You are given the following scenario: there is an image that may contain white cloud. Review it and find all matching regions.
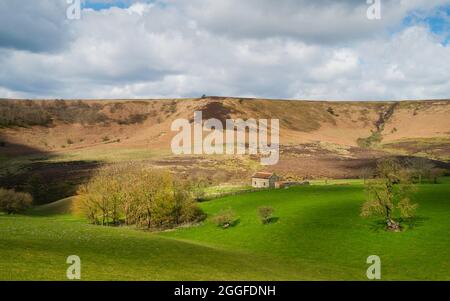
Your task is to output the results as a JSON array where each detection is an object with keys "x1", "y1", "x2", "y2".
[{"x1": 0, "y1": 0, "x2": 449, "y2": 100}]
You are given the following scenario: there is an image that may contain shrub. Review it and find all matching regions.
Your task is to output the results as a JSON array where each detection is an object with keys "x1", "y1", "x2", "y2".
[
  {"x1": 357, "y1": 131, "x2": 383, "y2": 148},
  {"x1": 213, "y1": 208, "x2": 237, "y2": 229},
  {"x1": 118, "y1": 114, "x2": 148, "y2": 125},
  {"x1": 327, "y1": 107, "x2": 339, "y2": 117},
  {"x1": 0, "y1": 188, "x2": 33, "y2": 214},
  {"x1": 258, "y1": 206, "x2": 275, "y2": 224}
]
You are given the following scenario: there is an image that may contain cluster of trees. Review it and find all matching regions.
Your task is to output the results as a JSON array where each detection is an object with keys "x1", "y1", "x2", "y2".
[
  {"x1": 0, "y1": 100, "x2": 107, "y2": 127},
  {"x1": 359, "y1": 157, "x2": 446, "y2": 185},
  {"x1": 0, "y1": 100, "x2": 151, "y2": 128},
  {"x1": 44, "y1": 100, "x2": 108, "y2": 125},
  {"x1": 0, "y1": 100, "x2": 52, "y2": 127},
  {"x1": 361, "y1": 158, "x2": 419, "y2": 232},
  {"x1": 408, "y1": 157, "x2": 444, "y2": 184},
  {"x1": 74, "y1": 164, "x2": 205, "y2": 229},
  {"x1": 0, "y1": 188, "x2": 33, "y2": 214}
]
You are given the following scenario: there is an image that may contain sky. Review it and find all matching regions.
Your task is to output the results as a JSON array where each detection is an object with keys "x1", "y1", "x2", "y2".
[{"x1": 0, "y1": 0, "x2": 449, "y2": 100}]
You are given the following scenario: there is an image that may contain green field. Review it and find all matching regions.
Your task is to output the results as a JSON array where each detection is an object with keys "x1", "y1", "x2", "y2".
[{"x1": 1, "y1": 180, "x2": 449, "y2": 280}]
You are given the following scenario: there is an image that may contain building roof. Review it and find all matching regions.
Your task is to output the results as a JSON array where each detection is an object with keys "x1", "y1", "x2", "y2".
[{"x1": 252, "y1": 172, "x2": 275, "y2": 179}]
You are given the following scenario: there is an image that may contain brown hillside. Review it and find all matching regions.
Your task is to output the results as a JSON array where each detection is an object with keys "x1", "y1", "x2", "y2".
[
  {"x1": 1, "y1": 98, "x2": 449, "y2": 153},
  {"x1": 1, "y1": 97, "x2": 449, "y2": 204}
]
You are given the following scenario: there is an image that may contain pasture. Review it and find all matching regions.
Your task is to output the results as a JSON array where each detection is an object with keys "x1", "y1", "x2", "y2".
[{"x1": 1, "y1": 180, "x2": 449, "y2": 280}]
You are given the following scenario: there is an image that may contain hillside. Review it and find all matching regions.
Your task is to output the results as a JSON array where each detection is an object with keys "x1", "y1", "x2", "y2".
[
  {"x1": 1, "y1": 97, "x2": 449, "y2": 203},
  {"x1": 1, "y1": 98, "x2": 450, "y2": 153}
]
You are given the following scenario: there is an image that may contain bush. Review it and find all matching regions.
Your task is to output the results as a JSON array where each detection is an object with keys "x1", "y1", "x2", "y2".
[
  {"x1": 357, "y1": 131, "x2": 383, "y2": 148},
  {"x1": 0, "y1": 188, "x2": 33, "y2": 214},
  {"x1": 117, "y1": 114, "x2": 148, "y2": 125},
  {"x1": 213, "y1": 208, "x2": 237, "y2": 229},
  {"x1": 258, "y1": 206, "x2": 275, "y2": 224}
]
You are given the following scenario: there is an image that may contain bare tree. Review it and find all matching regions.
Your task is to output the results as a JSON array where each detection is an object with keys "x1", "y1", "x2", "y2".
[
  {"x1": 359, "y1": 167, "x2": 374, "y2": 184},
  {"x1": 408, "y1": 157, "x2": 435, "y2": 184}
]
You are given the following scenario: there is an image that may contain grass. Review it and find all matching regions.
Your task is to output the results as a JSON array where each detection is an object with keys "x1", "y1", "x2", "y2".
[
  {"x1": 0, "y1": 215, "x2": 299, "y2": 280},
  {"x1": 357, "y1": 131, "x2": 383, "y2": 148},
  {"x1": 162, "y1": 183, "x2": 450, "y2": 280},
  {"x1": 29, "y1": 197, "x2": 76, "y2": 216},
  {"x1": 204, "y1": 184, "x2": 254, "y2": 198},
  {"x1": 44, "y1": 148, "x2": 171, "y2": 163},
  {"x1": 309, "y1": 179, "x2": 366, "y2": 185},
  {"x1": 0, "y1": 147, "x2": 171, "y2": 177},
  {"x1": 1, "y1": 180, "x2": 449, "y2": 280}
]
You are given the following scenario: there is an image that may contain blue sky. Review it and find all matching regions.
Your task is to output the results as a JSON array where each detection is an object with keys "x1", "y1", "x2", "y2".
[
  {"x1": 403, "y1": 4, "x2": 450, "y2": 44},
  {"x1": 83, "y1": 1, "x2": 133, "y2": 10}
]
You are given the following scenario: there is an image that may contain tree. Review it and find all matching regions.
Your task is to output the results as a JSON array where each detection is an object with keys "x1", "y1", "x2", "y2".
[
  {"x1": 191, "y1": 178, "x2": 208, "y2": 201},
  {"x1": 25, "y1": 174, "x2": 49, "y2": 205},
  {"x1": 359, "y1": 167, "x2": 374, "y2": 184},
  {"x1": 430, "y1": 168, "x2": 446, "y2": 184},
  {"x1": 408, "y1": 158, "x2": 435, "y2": 184},
  {"x1": 361, "y1": 158, "x2": 418, "y2": 232},
  {"x1": 0, "y1": 188, "x2": 33, "y2": 214}
]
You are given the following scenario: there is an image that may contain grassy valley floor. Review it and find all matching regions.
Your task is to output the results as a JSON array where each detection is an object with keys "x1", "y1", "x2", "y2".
[{"x1": 1, "y1": 180, "x2": 449, "y2": 280}]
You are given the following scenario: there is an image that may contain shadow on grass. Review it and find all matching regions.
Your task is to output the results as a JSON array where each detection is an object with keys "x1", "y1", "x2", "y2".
[
  {"x1": 368, "y1": 216, "x2": 429, "y2": 232},
  {"x1": 263, "y1": 217, "x2": 279, "y2": 225},
  {"x1": 398, "y1": 216, "x2": 430, "y2": 230},
  {"x1": 230, "y1": 218, "x2": 241, "y2": 227},
  {"x1": 219, "y1": 218, "x2": 241, "y2": 229}
]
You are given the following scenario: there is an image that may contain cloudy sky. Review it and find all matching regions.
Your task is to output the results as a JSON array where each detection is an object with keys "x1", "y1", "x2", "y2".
[{"x1": 0, "y1": 0, "x2": 449, "y2": 100}]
